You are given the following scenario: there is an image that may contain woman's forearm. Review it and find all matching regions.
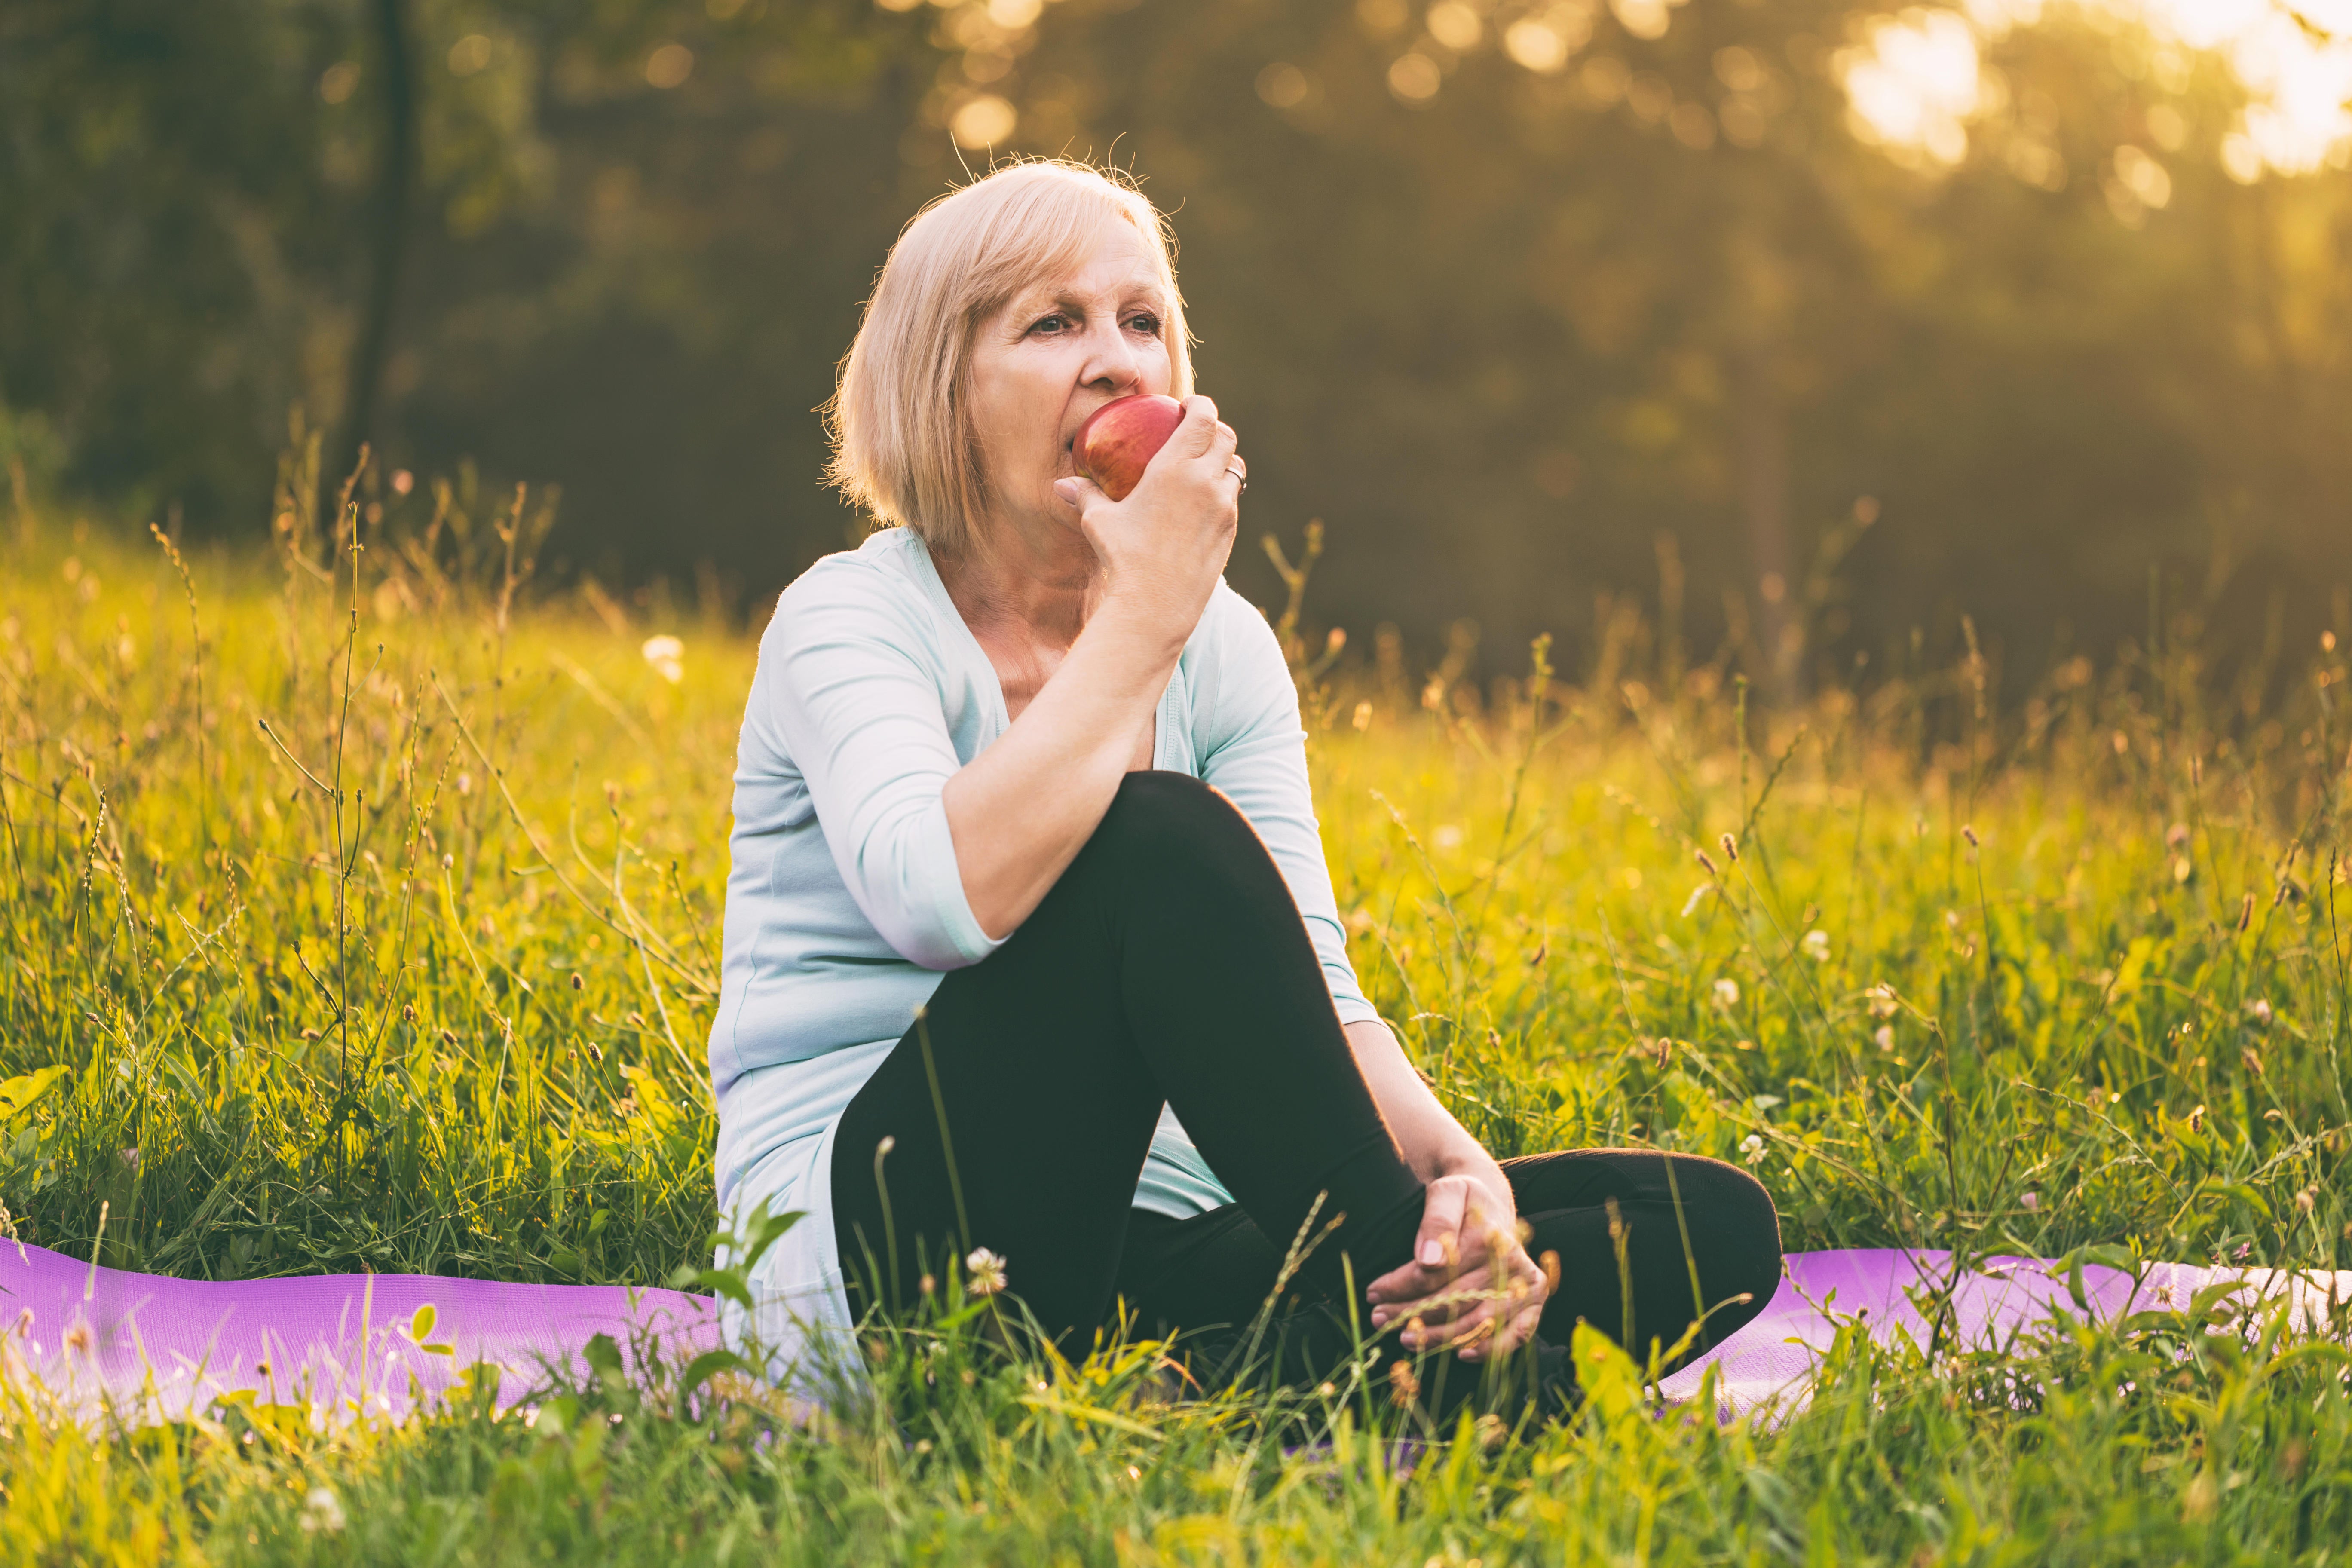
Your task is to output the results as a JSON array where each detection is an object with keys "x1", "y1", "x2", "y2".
[
  {"x1": 943, "y1": 600, "x2": 1185, "y2": 940},
  {"x1": 1344, "y1": 1019, "x2": 1510, "y2": 1201}
]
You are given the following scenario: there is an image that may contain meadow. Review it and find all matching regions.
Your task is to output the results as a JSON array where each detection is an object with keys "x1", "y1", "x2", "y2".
[{"x1": 1, "y1": 466, "x2": 2348, "y2": 1564}]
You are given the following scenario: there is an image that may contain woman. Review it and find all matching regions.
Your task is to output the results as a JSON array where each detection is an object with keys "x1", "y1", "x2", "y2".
[{"x1": 711, "y1": 160, "x2": 1779, "y2": 1412}]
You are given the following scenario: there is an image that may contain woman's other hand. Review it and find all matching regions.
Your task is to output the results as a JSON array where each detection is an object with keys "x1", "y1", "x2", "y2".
[
  {"x1": 1365, "y1": 1173, "x2": 1551, "y2": 1361},
  {"x1": 1054, "y1": 395, "x2": 1242, "y2": 653}
]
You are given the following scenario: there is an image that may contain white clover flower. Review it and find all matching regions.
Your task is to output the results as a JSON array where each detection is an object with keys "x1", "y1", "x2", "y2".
[
  {"x1": 1801, "y1": 929, "x2": 1830, "y2": 962},
  {"x1": 1874, "y1": 1025, "x2": 1896, "y2": 1054},
  {"x1": 965, "y1": 1247, "x2": 1008, "y2": 1298},
  {"x1": 299, "y1": 1486, "x2": 346, "y2": 1534},
  {"x1": 1867, "y1": 983, "x2": 1900, "y2": 1020},
  {"x1": 641, "y1": 634, "x2": 686, "y2": 684},
  {"x1": 2248, "y1": 998, "x2": 2273, "y2": 1027},
  {"x1": 1739, "y1": 1133, "x2": 1765, "y2": 1165},
  {"x1": 1712, "y1": 978, "x2": 1741, "y2": 1009}
]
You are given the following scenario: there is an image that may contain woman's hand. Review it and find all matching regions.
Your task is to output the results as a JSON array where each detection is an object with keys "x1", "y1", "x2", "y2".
[
  {"x1": 1054, "y1": 395, "x2": 1242, "y2": 653},
  {"x1": 1365, "y1": 1173, "x2": 1551, "y2": 1362}
]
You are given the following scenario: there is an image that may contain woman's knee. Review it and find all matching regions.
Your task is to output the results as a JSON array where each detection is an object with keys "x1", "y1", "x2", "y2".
[{"x1": 1090, "y1": 771, "x2": 1263, "y2": 871}]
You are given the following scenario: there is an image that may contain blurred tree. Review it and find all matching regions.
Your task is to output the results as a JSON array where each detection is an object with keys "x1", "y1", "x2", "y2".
[{"x1": 3, "y1": 0, "x2": 2347, "y2": 688}]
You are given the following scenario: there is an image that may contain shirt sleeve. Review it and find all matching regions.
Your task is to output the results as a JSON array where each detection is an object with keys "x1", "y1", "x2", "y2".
[
  {"x1": 752, "y1": 559, "x2": 1005, "y2": 971},
  {"x1": 1194, "y1": 591, "x2": 1381, "y2": 1027}
]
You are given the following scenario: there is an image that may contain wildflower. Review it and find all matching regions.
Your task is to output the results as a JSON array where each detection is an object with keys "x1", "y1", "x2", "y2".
[
  {"x1": 1739, "y1": 1133, "x2": 1765, "y2": 1166},
  {"x1": 298, "y1": 1486, "x2": 347, "y2": 1535},
  {"x1": 455, "y1": 771, "x2": 472, "y2": 796},
  {"x1": 2233, "y1": 1242, "x2": 2251, "y2": 1262},
  {"x1": 2166, "y1": 823, "x2": 2190, "y2": 849},
  {"x1": 1801, "y1": 929, "x2": 1830, "y2": 962},
  {"x1": 641, "y1": 634, "x2": 686, "y2": 684},
  {"x1": 2294, "y1": 1188, "x2": 2316, "y2": 1214},
  {"x1": 1867, "y1": 984, "x2": 1899, "y2": 1020},
  {"x1": 2247, "y1": 998, "x2": 2272, "y2": 1027},
  {"x1": 1387, "y1": 1359, "x2": 1421, "y2": 1407},
  {"x1": 119, "y1": 1146, "x2": 139, "y2": 1170},
  {"x1": 1874, "y1": 1025, "x2": 1896, "y2": 1053},
  {"x1": 1712, "y1": 978, "x2": 1741, "y2": 1009},
  {"x1": 964, "y1": 1247, "x2": 1008, "y2": 1298},
  {"x1": 2020, "y1": 1191, "x2": 2040, "y2": 1213}
]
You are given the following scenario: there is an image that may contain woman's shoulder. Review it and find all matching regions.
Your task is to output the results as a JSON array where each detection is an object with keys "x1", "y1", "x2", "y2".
[{"x1": 759, "y1": 528, "x2": 943, "y2": 646}]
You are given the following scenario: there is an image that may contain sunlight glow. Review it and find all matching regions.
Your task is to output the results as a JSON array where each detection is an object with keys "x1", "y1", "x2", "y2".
[{"x1": 1840, "y1": 0, "x2": 2352, "y2": 178}]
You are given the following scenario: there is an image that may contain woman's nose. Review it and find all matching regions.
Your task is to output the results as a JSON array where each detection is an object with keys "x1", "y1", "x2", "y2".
[{"x1": 1077, "y1": 316, "x2": 1143, "y2": 392}]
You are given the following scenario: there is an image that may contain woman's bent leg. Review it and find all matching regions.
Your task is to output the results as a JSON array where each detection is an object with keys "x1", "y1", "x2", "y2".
[
  {"x1": 831, "y1": 772, "x2": 1427, "y2": 1350},
  {"x1": 1506, "y1": 1150, "x2": 1782, "y2": 1367},
  {"x1": 1114, "y1": 1149, "x2": 1782, "y2": 1385}
]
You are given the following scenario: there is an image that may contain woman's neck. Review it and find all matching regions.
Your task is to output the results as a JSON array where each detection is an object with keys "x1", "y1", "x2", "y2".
[{"x1": 932, "y1": 511, "x2": 1098, "y2": 652}]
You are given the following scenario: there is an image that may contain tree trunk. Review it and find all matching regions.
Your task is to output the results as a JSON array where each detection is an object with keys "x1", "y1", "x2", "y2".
[{"x1": 320, "y1": 0, "x2": 416, "y2": 529}]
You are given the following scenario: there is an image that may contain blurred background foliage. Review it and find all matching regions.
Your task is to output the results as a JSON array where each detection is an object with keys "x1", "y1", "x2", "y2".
[{"x1": 4, "y1": 0, "x2": 2349, "y2": 691}]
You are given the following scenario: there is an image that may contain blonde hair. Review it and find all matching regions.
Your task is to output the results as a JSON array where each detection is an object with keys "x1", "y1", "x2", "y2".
[{"x1": 825, "y1": 159, "x2": 1193, "y2": 557}]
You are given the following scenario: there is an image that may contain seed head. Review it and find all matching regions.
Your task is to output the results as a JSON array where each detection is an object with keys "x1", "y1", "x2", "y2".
[
  {"x1": 62, "y1": 1320, "x2": 93, "y2": 1357},
  {"x1": 1387, "y1": 1359, "x2": 1421, "y2": 1408},
  {"x1": 2294, "y1": 1188, "x2": 2316, "y2": 1214},
  {"x1": 1962, "y1": 824, "x2": 1979, "y2": 849},
  {"x1": 2188, "y1": 1104, "x2": 2206, "y2": 1133},
  {"x1": 1695, "y1": 848, "x2": 1719, "y2": 877},
  {"x1": 964, "y1": 1246, "x2": 1008, "y2": 1298},
  {"x1": 1719, "y1": 833, "x2": 1739, "y2": 863}
]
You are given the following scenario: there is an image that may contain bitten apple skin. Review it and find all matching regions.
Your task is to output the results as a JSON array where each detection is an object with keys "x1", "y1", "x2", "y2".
[{"x1": 1074, "y1": 393, "x2": 1187, "y2": 503}]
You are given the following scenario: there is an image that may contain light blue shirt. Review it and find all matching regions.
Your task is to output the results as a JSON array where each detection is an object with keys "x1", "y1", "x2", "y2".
[{"x1": 710, "y1": 527, "x2": 1379, "y2": 1226}]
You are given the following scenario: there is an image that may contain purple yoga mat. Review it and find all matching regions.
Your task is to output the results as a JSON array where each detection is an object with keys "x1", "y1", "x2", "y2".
[
  {"x1": 3, "y1": 1239, "x2": 2343, "y2": 1424},
  {"x1": 0, "y1": 1239, "x2": 721, "y2": 1425},
  {"x1": 1657, "y1": 1248, "x2": 2352, "y2": 1409}
]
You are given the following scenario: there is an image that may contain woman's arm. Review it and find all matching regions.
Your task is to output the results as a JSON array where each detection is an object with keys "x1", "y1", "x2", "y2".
[
  {"x1": 1351, "y1": 1017, "x2": 1549, "y2": 1361},
  {"x1": 945, "y1": 398, "x2": 1240, "y2": 939}
]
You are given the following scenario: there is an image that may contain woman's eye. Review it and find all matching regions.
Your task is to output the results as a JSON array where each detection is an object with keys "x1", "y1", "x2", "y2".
[
  {"x1": 1127, "y1": 314, "x2": 1161, "y2": 336},
  {"x1": 1028, "y1": 313, "x2": 1069, "y2": 335}
]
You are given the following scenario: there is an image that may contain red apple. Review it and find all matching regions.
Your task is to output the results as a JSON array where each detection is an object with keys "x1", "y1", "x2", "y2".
[{"x1": 1074, "y1": 394, "x2": 1185, "y2": 502}]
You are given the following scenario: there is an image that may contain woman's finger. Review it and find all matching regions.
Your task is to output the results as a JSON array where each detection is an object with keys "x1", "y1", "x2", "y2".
[
  {"x1": 1414, "y1": 1179, "x2": 1469, "y2": 1271},
  {"x1": 1054, "y1": 474, "x2": 1108, "y2": 514}
]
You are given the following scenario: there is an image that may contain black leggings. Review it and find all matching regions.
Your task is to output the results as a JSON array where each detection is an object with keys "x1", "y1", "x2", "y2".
[{"x1": 832, "y1": 773, "x2": 1780, "y2": 1385}]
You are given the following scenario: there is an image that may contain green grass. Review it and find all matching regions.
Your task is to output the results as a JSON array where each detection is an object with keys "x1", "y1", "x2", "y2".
[{"x1": 2, "y1": 479, "x2": 2348, "y2": 1564}]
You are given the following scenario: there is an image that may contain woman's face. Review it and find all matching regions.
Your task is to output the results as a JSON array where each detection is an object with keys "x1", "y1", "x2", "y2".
[{"x1": 966, "y1": 216, "x2": 1173, "y2": 537}]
